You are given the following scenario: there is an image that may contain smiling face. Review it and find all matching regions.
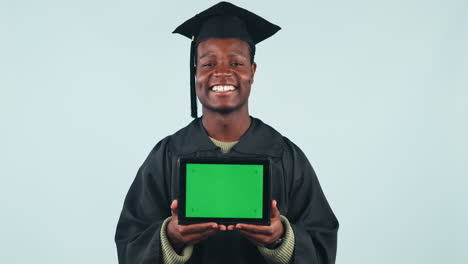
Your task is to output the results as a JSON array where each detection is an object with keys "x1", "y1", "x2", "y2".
[{"x1": 196, "y1": 38, "x2": 257, "y2": 115}]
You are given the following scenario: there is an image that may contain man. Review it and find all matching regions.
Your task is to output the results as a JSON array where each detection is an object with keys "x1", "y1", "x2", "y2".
[{"x1": 115, "y1": 2, "x2": 338, "y2": 264}]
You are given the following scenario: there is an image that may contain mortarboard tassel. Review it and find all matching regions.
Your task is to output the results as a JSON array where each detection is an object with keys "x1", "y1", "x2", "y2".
[{"x1": 190, "y1": 38, "x2": 197, "y2": 118}]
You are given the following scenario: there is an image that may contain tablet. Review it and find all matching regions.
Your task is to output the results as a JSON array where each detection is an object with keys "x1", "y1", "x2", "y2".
[{"x1": 178, "y1": 157, "x2": 271, "y2": 225}]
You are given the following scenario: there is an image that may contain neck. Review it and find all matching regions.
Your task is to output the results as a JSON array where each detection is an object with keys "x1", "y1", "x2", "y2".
[{"x1": 201, "y1": 107, "x2": 251, "y2": 142}]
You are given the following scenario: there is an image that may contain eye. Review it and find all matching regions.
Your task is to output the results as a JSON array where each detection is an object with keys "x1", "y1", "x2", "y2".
[
  {"x1": 201, "y1": 62, "x2": 215, "y2": 67},
  {"x1": 230, "y1": 62, "x2": 244, "y2": 67}
]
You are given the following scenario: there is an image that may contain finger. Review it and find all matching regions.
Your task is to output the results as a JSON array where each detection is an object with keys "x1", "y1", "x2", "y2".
[
  {"x1": 187, "y1": 232, "x2": 216, "y2": 246},
  {"x1": 271, "y1": 200, "x2": 280, "y2": 219},
  {"x1": 179, "y1": 222, "x2": 218, "y2": 235},
  {"x1": 187, "y1": 229, "x2": 217, "y2": 242},
  {"x1": 237, "y1": 230, "x2": 271, "y2": 246},
  {"x1": 187, "y1": 239, "x2": 200, "y2": 246},
  {"x1": 171, "y1": 200, "x2": 178, "y2": 218},
  {"x1": 185, "y1": 228, "x2": 218, "y2": 245},
  {"x1": 227, "y1": 225, "x2": 236, "y2": 231},
  {"x1": 236, "y1": 224, "x2": 273, "y2": 236},
  {"x1": 218, "y1": 225, "x2": 227, "y2": 231}
]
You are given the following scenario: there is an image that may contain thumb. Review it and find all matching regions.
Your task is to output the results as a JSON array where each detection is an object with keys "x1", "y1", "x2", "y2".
[
  {"x1": 171, "y1": 200, "x2": 178, "y2": 219},
  {"x1": 271, "y1": 200, "x2": 280, "y2": 219}
]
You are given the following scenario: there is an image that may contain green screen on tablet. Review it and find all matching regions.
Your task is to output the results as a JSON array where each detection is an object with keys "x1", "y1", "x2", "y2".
[
  {"x1": 178, "y1": 157, "x2": 271, "y2": 225},
  {"x1": 186, "y1": 163, "x2": 263, "y2": 218}
]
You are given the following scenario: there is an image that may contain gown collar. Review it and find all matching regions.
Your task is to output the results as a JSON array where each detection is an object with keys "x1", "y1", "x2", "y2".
[{"x1": 181, "y1": 116, "x2": 283, "y2": 158}]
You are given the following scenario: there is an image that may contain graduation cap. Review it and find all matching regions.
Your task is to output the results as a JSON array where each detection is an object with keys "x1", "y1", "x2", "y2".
[{"x1": 173, "y1": 1, "x2": 281, "y2": 118}]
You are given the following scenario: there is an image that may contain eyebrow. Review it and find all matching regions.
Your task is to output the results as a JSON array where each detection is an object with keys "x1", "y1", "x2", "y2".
[
  {"x1": 228, "y1": 53, "x2": 246, "y2": 58},
  {"x1": 199, "y1": 53, "x2": 216, "y2": 60}
]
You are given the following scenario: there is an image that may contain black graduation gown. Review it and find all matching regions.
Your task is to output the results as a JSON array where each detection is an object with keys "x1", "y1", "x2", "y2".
[{"x1": 115, "y1": 117, "x2": 339, "y2": 264}]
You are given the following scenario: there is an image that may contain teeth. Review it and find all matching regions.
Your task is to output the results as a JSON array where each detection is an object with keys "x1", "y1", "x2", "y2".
[{"x1": 212, "y1": 85, "x2": 236, "y2": 92}]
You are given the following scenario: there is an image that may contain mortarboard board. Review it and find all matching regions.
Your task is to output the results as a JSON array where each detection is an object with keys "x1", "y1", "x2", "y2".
[{"x1": 173, "y1": 1, "x2": 281, "y2": 118}]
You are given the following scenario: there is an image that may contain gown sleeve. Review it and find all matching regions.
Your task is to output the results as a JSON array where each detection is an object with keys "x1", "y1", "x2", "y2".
[
  {"x1": 114, "y1": 138, "x2": 173, "y2": 264},
  {"x1": 283, "y1": 138, "x2": 339, "y2": 264}
]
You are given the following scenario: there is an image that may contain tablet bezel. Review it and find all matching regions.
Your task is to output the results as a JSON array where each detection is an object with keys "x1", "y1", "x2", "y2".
[{"x1": 178, "y1": 157, "x2": 271, "y2": 226}]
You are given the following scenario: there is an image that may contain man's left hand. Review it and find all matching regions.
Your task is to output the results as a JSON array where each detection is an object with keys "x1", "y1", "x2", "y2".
[{"x1": 228, "y1": 200, "x2": 284, "y2": 247}]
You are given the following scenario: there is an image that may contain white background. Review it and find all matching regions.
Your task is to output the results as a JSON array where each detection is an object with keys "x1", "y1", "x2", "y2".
[{"x1": 1, "y1": 0, "x2": 467, "y2": 263}]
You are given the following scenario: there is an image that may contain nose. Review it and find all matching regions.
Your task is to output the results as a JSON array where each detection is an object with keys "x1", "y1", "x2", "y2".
[{"x1": 213, "y1": 65, "x2": 233, "y2": 77}]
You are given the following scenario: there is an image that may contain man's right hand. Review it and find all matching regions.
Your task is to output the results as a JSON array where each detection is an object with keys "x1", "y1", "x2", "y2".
[{"x1": 166, "y1": 200, "x2": 226, "y2": 252}]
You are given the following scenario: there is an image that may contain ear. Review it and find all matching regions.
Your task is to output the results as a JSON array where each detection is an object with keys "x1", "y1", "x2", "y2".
[{"x1": 250, "y1": 62, "x2": 257, "y2": 85}]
